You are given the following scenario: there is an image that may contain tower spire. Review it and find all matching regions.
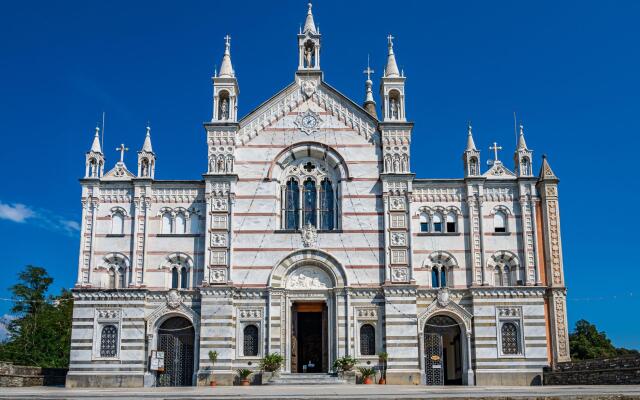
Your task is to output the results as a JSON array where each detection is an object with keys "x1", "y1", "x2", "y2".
[
  {"x1": 363, "y1": 56, "x2": 377, "y2": 118},
  {"x1": 517, "y1": 122, "x2": 528, "y2": 150},
  {"x1": 466, "y1": 122, "x2": 477, "y2": 151},
  {"x1": 303, "y1": 1, "x2": 317, "y2": 34},
  {"x1": 91, "y1": 126, "x2": 102, "y2": 153},
  {"x1": 218, "y1": 35, "x2": 234, "y2": 78},
  {"x1": 142, "y1": 124, "x2": 153, "y2": 152},
  {"x1": 138, "y1": 124, "x2": 156, "y2": 178},
  {"x1": 384, "y1": 34, "x2": 400, "y2": 78}
]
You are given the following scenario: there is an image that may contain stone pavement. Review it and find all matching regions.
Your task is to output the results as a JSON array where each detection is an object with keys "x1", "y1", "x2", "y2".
[{"x1": 1, "y1": 385, "x2": 640, "y2": 399}]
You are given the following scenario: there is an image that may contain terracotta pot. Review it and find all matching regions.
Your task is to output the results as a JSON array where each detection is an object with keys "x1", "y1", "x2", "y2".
[
  {"x1": 363, "y1": 377, "x2": 373, "y2": 384},
  {"x1": 240, "y1": 379, "x2": 250, "y2": 386},
  {"x1": 209, "y1": 380, "x2": 217, "y2": 387},
  {"x1": 378, "y1": 378, "x2": 386, "y2": 385}
]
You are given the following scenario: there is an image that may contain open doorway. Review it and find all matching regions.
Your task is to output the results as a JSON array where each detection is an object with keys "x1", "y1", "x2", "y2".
[{"x1": 291, "y1": 302, "x2": 328, "y2": 372}]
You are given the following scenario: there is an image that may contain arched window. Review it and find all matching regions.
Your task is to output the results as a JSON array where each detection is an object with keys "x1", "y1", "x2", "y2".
[
  {"x1": 431, "y1": 266, "x2": 440, "y2": 288},
  {"x1": 108, "y1": 268, "x2": 116, "y2": 289},
  {"x1": 117, "y1": 266, "x2": 126, "y2": 288},
  {"x1": 303, "y1": 178, "x2": 317, "y2": 227},
  {"x1": 360, "y1": 324, "x2": 376, "y2": 356},
  {"x1": 162, "y1": 212, "x2": 172, "y2": 234},
  {"x1": 319, "y1": 178, "x2": 335, "y2": 230},
  {"x1": 100, "y1": 325, "x2": 118, "y2": 357},
  {"x1": 494, "y1": 211, "x2": 507, "y2": 233},
  {"x1": 469, "y1": 157, "x2": 479, "y2": 176},
  {"x1": 446, "y1": 212, "x2": 456, "y2": 233},
  {"x1": 521, "y1": 157, "x2": 531, "y2": 176},
  {"x1": 171, "y1": 267, "x2": 179, "y2": 289},
  {"x1": 494, "y1": 267, "x2": 502, "y2": 287},
  {"x1": 502, "y1": 266, "x2": 511, "y2": 286},
  {"x1": 190, "y1": 214, "x2": 199, "y2": 233},
  {"x1": 420, "y1": 213, "x2": 429, "y2": 232},
  {"x1": 180, "y1": 267, "x2": 188, "y2": 289},
  {"x1": 285, "y1": 178, "x2": 300, "y2": 230},
  {"x1": 440, "y1": 267, "x2": 447, "y2": 288},
  {"x1": 501, "y1": 322, "x2": 519, "y2": 355},
  {"x1": 175, "y1": 213, "x2": 186, "y2": 234},
  {"x1": 432, "y1": 214, "x2": 443, "y2": 233},
  {"x1": 111, "y1": 212, "x2": 124, "y2": 235},
  {"x1": 243, "y1": 325, "x2": 259, "y2": 357}
]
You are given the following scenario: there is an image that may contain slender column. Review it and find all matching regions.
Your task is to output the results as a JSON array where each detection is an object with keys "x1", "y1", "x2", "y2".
[
  {"x1": 465, "y1": 330, "x2": 474, "y2": 385},
  {"x1": 477, "y1": 193, "x2": 488, "y2": 285},
  {"x1": 87, "y1": 200, "x2": 98, "y2": 285},
  {"x1": 345, "y1": 289, "x2": 351, "y2": 356}
]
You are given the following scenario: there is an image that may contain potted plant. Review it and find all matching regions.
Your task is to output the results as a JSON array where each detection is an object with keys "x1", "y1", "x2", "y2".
[
  {"x1": 208, "y1": 350, "x2": 218, "y2": 387},
  {"x1": 378, "y1": 351, "x2": 388, "y2": 385},
  {"x1": 237, "y1": 368, "x2": 253, "y2": 386},
  {"x1": 260, "y1": 352, "x2": 284, "y2": 372},
  {"x1": 358, "y1": 367, "x2": 376, "y2": 384},
  {"x1": 332, "y1": 355, "x2": 358, "y2": 373}
]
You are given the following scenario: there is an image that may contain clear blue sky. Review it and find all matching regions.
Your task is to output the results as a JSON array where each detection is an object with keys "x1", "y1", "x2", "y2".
[{"x1": 0, "y1": 0, "x2": 638, "y2": 348}]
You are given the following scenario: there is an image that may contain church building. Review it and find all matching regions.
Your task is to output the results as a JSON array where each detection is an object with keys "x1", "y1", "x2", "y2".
[{"x1": 67, "y1": 2, "x2": 571, "y2": 387}]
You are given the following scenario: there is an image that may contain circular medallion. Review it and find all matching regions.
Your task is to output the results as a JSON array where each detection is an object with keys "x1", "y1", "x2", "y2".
[{"x1": 302, "y1": 115, "x2": 317, "y2": 129}]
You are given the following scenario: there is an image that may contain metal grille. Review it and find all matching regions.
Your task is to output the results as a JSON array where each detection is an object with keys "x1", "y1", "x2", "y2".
[
  {"x1": 243, "y1": 325, "x2": 259, "y2": 356},
  {"x1": 501, "y1": 322, "x2": 519, "y2": 355},
  {"x1": 359, "y1": 324, "x2": 375, "y2": 356},
  {"x1": 100, "y1": 325, "x2": 118, "y2": 357},
  {"x1": 157, "y1": 332, "x2": 194, "y2": 386},
  {"x1": 424, "y1": 333, "x2": 443, "y2": 385}
]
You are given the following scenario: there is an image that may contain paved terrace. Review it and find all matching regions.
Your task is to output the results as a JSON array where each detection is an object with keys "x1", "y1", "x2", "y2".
[{"x1": 1, "y1": 385, "x2": 640, "y2": 399}]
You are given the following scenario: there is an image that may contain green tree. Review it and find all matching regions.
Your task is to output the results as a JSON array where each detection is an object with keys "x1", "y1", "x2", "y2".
[
  {"x1": 0, "y1": 265, "x2": 73, "y2": 368},
  {"x1": 569, "y1": 319, "x2": 639, "y2": 360}
]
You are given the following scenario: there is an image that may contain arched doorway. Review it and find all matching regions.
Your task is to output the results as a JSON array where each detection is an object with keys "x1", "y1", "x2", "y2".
[
  {"x1": 424, "y1": 315, "x2": 462, "y2": 385},
  {"x1": 157, "y1": 316, "x2": 195, "y2": 386}
]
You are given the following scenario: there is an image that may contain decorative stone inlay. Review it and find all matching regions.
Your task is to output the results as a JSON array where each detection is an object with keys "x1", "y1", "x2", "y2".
[
  {"x1": 210, "y1": 268, "x2": 227, "y2": 283},
  {"x1": 97, "y1": 309, "x2": 120, "y2": 320},
  {"x1": 497, "y1": 307, "x2": 521, "y2": 317},
  {"x1": 301, "y1": 223, "x2": 318, "y2": 248},
  {"x1": 389, "y1": 197, "x2": 405, "y2": 211},
  {"x1": 239, "y1": 308, "x2": 262, "y2": 319},
  {"x1": 166, "y1": 290, "x2": 182, "y2": 309},
  {"x1": 301, "y1": 79, "x2": 317, "y2": 98},
  {"x1": 390, "y1": 266, "x2": 409, "y2": 283},
  {"x1": 212, "y1": 198, "x2": 228, "y2": 212},
  {"x1": 555, "y1": 294, "x2": 569, "y2": 359},
  {"x1": 390, "y1": 231, "x2": 407, "y2": 246},
  {"x1": 211, "y1": 233, "x2": 227, "y2": 247},
  {"x1": 287, "y1": 266, "x2": 332, "y2": 290},
  {"x1": 357, "y1": 308, "x2": 378, "y2": 319},
  {"x1": 547, "y1": 195, "x2": 562, "y2": 285},
  {"x1": 436, "y1": 287, "x2": 450, "y2": 307}
]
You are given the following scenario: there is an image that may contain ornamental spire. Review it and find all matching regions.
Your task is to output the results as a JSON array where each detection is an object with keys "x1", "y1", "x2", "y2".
[
  {"x1": 466, "y1": 122, "x2": 477, "y2": 151},
  {"x1": 141, "y1": 125, "x2": 153, "y2": 152},
  {"x1": 90, "y1": 126, "x2": 102, "y2": 153},
  {"x1": 384, "y1": 34, "x2": 400, "y2": 78},
  {"x1": 303, "y1": 1, "x2": 317, "y2": 34},
  {"x1": 363, "y1": 57, "x2": 377, "y2": 118},
  {"x1": 218, "y1": 35, "x2": 235, "y2": 78},
  {"x1": 517, "y1": 122, "x2": 529, "y2": 150}
]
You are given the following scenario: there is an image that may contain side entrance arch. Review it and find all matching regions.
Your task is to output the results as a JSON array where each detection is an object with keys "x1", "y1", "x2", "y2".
[
  {"x1": 157, "y1": 316, "x2": 195, "y2": 387},
  {"x1": 424, "y1": 315, "x2": 462, "y2": 385}
]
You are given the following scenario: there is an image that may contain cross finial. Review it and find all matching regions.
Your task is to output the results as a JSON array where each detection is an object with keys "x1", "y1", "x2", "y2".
[
  {"x1": 387, "y1": 34, "x2": 395, "y2": 47},
  {"x1": 364, "y1": 55, "x2": 374, "y2": 81},
  {"x1": 467, "y1": 121, "x2": 472, "y2": 134},
  {"x1": 489, "y1": 142, "x2": 503, "y2": 161},
  {"x1": 224, "y1": 34, "x2": 231, "y2": 47},
  {"x1": 116, "y1": 143, "x2": 129, "y2": 163},
  {"x1": 519, "y1": 121, "x2": 524, "y2": 135}
]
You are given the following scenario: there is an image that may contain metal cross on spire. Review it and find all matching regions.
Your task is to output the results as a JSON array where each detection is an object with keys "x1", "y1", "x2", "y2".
[
  {"x1": 363, "y1": 55, "x2": 374, "y2": 81},
  {"x1": 387, "y1": 34, "x2": 395, "y2": 47},
  {"x1": 116, "y1": 143, "x2": 129, "y2": 163},
  {"x1": 489, "y1": 142, "x2": 502, "y2": 161}
]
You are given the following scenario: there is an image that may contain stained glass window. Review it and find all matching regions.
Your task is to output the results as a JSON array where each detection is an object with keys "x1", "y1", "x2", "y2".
[
  {"x1": 171, "y1": 267, "x2": 179, "y2": 289},
  {"x1": 501, "y1": 322, "x2": 519, "y2": 355},
  {"x1": 180, "y1": 267, "x2": 188, "y2": 289},
  {"x1": 360, "y1": 324, "x2": 375, "y2": 356},
  {"x1": 303, "y1": 179, "x2": 317, "y2": 227},
  {"x1": 319, "y1": 178, "x2": 334, "y2": 230},
  {"x1": 243, "y1": 325, "x2": 259, "y2": 357},
  {"x1": 100, "y1": 325, "x2": 118, "y2": 357},
  {"x1": 285, "y1": 178, "x2": 300, "y2": 230}
]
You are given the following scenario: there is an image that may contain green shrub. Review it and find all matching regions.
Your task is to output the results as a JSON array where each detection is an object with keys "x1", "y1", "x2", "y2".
[{"x1": 259, "y1": 352, "x2": 284, "y2": 372}]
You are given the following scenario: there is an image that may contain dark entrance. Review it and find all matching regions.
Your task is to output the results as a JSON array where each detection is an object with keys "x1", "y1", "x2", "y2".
[
  {"x1": 291, "y1": 302, "x2": 328, "y2": 373},
  {"x1": 157, "y1": 316, "x2": 195, "y2": 386},
  {"x1": 424, "y1": 315, "x2": 462, "y2": 385}
]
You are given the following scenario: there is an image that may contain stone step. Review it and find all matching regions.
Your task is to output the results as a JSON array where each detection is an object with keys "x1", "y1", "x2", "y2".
[{"x1": 266, "y1": 373, "x2": 347, "y2": 385}]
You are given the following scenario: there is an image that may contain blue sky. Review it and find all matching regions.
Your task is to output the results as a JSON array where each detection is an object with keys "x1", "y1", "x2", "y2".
[{"x1": 1, "y1": 0, "x2": 639, "y2": 348}]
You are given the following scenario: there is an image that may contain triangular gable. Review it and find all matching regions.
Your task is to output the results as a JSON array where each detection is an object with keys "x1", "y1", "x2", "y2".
[
  {"x1": 103, "y1": 162, "x2": 135, "y2": 181},
  {"x1": 483, "y1": 161, "x2": 516, "y2": 180},
  {"x1": 238, "y1": 77, "x2": 378, "y2": 145}
]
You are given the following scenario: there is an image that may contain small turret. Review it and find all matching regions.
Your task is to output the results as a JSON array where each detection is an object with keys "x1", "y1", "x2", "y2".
[
  {"x1": 85, "y1": 126, "x2": 104, "y2": 178},
  {"x1": 212, "y1": 35, "x2": 239, "y2": 122},
  {"x1": 514, "y1": 123, "x2": 533, "y2": 177},
  {"x1": 463, "y1": 122, "x2": 480, "y2": 177},
  {"x1": 380, "y1": 35, "x2": 406, "y2": 122},
  {"x1": 137, "y1": 125, "x2": 156, "y2": 179}
]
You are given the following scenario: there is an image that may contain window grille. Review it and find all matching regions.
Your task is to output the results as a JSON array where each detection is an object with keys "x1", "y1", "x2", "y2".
[
  {"x1": 100, "y1": 324, "x2": 118, "y2": 357},
  {"x1": 501, "y1": 322, "x2": 519, "y2": 355},
  {"x1": 360, "y1": 324, "x2": 375, "y2": 356},
  {"x1": 243, "y1": 325, "x2": 259, "y2": 357}
]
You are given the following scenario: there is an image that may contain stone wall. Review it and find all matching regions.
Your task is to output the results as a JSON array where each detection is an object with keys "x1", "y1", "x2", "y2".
[
  {"x1": 544, "y1": 355, "x2": 640, "y2": 385},
  {"x1": 0, "y1": 362, "x2": 67, "y2": 387}
]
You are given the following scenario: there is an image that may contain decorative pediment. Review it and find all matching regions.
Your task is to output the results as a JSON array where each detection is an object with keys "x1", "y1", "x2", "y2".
[
  {"x1": 483, "y1": 161, "x2": 516, "y2": 180},
  {"x1": 418, "y1": 290, "x2": 473, "y2": 333},
  {"x1": 238, "y1": 80, "x2": 378, "y2": 145},
  {"x1": 145, "y1": 296, "x2": 200, "y2": 331},
  {"x1": 103, "y1": 162, "x2": 135, "y2": 181}
]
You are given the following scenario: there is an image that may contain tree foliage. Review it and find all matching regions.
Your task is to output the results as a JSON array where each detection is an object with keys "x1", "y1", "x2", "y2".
[
  {"x1": 569, "y1": 319, "x2": 638, "y2": 361},
  {"x1": 0, "y1": 265, "x2": 73, "y2": 368}
]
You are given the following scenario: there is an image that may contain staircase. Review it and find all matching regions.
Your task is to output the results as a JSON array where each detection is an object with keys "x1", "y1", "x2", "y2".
[{"x1": 265, "y1": 373, "x2": 347, "y2": 385}]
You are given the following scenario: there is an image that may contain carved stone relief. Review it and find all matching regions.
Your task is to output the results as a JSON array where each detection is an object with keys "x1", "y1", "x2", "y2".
[
  {"x1": 389, "y1": 196, "x2": 405, "y2": 211},
  {"x1": 390, "y1": 266, "x2": 409, "y2": 283},
  {"x1": 301, "y1": 223, "x2": 318, "y2": 248},
  {"x1": 390, "y1": 232, "x2": 407, "y2": 246},
  {"x1": 286, "y1": 266, "x2": 332, "y2": 290},
  {"x1": 166, "y1": 290, "x2": 182, "y2": 309},
  {"x1": 210, "y1": 268, "x2": 227, "y2": 283}
]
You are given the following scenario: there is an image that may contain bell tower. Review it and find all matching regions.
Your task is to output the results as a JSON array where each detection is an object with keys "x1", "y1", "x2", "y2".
[{"x1": 298, "y1": 2, "x2": 321, "y2": 71}]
